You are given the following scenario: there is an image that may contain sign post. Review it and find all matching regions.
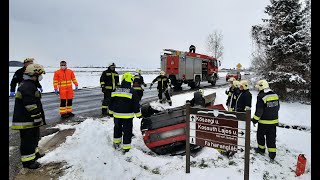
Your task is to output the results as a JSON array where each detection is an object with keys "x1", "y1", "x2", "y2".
[
  {"x1": 186, "y1": 102, "x2": 191, "y2": 173},
  {"x1": 185, "y1": 106, "x2": 251, "y2": 180}
]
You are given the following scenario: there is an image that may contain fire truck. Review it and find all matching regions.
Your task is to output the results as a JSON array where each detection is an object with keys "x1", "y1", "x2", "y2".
[{"x1": 160, "y1": 48, "x2": 221, "y2": 90}]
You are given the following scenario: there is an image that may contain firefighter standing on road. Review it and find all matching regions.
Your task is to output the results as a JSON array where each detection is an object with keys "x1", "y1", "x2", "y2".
[
  {"x1": 133, "y1": 68, "x2": 147, "y2": 101},
  {"x1": 109, "y1": 72, "x2": 142, "y2": 154},
  {"x1": 252, "y1": 80, "x2": 280, "y2": 160},
  {"x1": 53, "y1": 60, "x2": 79, "y2": 118},
  {"x1": 11, "y1": 64, "x2": 46, "y2": 169},
  {"x1": 149, "y1": 70, "x2": 172, "y2": 106},
  {"x1": 234, "y1": 80, "x2": 252, "y2": 112},
  {"x1": 100, "y1": 63, "x2": 120, "y2": 116},
  {"x1": 225, "y1": 77, "x2": 240, "y2": 112},
  {"x1": 10, "y1": 58, "x2": 43, "y2": 97}
]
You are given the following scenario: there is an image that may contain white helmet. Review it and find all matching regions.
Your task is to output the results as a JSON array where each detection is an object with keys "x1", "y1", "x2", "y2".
[
  {"x1": 239, "y1": 80, "x2": 249, "y2": 90},
  {"x1": 255, "y1": 80, "x2": 269, "y2": 91},
  {"x1": 24, "y1": 64, "x2": 46, "y2": 76},
  {"x1": 160, "y1": 70, "x2": 165, "y2": 76},
  {"x1": 136, "y1": 68, "x2": 141, "y2": 74},
  {"x1": 228, "y1": 77, "x2": 236, "y2": 82},
  {"x1": 198, "y1": 89, "x2": 204, "y2": 96},
  {"x1": 233, "y1": 80, "x2": 240, "y2": 88}
]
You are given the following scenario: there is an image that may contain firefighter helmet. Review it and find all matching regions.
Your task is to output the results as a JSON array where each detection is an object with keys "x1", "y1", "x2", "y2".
[
  {"x1": 136, "y1": 68, "x2": 141, "y2": 74},
  {"x1": 198, "y1": 89, "x2": 204, "y2": 96},
  {"x1": 160, "y1": 70, "x2": 165, "y2": 76},
  {"x1": 233, "y1": 80, "x2": 240, "y2": 88},
  {"x1": 228, "y1": 77, "x2": 236, "y2": 82},
  {"x1": 122, "y1": 72, "x2": 133, "y2": 83},
  {"x1": 239, "y1": 80, "x2": 249, "y2": 90},
  {"x1": 23, "y1": 58, "x2": 34, "y2": 64},
  {"x1": 255, "y1": 80, "x2": 269, "y2": 91},
  {"x1": 24, "y1": 64, "x2": 45, "y2": 76},
  {"x1": 109, "y1": 62, "x2": 116, "y2": 67}
]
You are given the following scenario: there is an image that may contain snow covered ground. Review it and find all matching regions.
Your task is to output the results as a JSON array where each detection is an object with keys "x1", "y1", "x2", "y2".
[
  {"x1": 9, "y1": 67, "x2": 160, "y2": 94},
  {"x1": 9, "y1": 67, "x2": 311, "y2": 179},
  {"x1": 37, "y1": 86, "x2": 311, "y2": 179}
]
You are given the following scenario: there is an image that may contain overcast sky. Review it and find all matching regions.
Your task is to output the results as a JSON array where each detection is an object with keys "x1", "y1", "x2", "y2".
[{"x1": 10, "y1": 0, "x2": 270, "y2": 69}]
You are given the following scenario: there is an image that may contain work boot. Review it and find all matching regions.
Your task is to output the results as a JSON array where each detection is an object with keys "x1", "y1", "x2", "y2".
[
  {"x1": 35, "y1": 152, "x2": 45, "y2": 160},
  {"x1": 22, "y1": 160, "x2": 41, "y2": 169},
  {"x1": 67, "y1": 112, "x2": 75, "y2": 117},
  {"x1": 113, "y1": 143, "x2": 121, "y2": 150},
  {"x1": 61, "y1": 114, "x2": 69, "y2": 119},
  {"x1": 122, "y1": 149, "x2": 130, "y2": 154},
  {"x1": 269, "y1": 152, "x2": 276, "y2": 160},
  {"x1": 169, "y1": 102, "x2": 172, "y2": 106},
  {"x1": 254, "y1": 147, "x2": 265, "y2": 155}
]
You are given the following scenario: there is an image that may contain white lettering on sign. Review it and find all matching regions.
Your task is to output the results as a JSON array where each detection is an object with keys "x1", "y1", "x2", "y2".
[
  {"x1": 216, "y1": 134, "x2": 237, "y2": 141},
  {"x1": 196, "y1": 116, "x2": 219, "y2": 125},
  {"x1": 197, "y1": 124, "x2": 218, "y2": 132},
  {"x1": 217, "y1": 127, "x2": 238, "y2": 135},
  {"x1": 204, "y1": 140, "x2": 237, "y2": 151}
]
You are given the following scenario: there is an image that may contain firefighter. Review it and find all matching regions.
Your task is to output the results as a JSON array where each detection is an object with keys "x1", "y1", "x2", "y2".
[
  {"x1": 133, "y1": 68, "x2": 147, "y2": 101},
  {"x1": 100, "y1": 62, "x2": 120, "y2": 116},
  {"x1": 109, "y1": 72, "x2": 142, "y2": 154},
  {"x1": 11, "y1": 64, "x2": 46, "y2": 169},
  {"x1": 225, "y1": 78, "x2": 240, "y2": 112},
  {"x1": 187, "y1": 89, "x2": 206, "y2": 107},
  {"x1": 53, "y1": 60, "x2": 79, "y2": 118},
  {"x1": 234, "y1": 80, "x2": 252, "y2": 112},
  {"x1": 10, "y1": 58, "x2": 43, "y2": 97},
  {"x1": 149, "y1": 70, "x2": 172, "y2": 106},
  {"x1": 189, "y1": 45, "x2": 196, "y2": 53},
  {"x1": 252, "y1": 80, "x2": 280, "y2": 160}
]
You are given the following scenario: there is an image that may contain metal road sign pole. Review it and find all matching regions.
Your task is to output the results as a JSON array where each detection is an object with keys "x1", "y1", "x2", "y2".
[
  {"x1": 186, "y1": 102, "x2": 191, "y2": 173},
  {"x1": 244, "y1": 110, "x2": 251, "y2": 180}
]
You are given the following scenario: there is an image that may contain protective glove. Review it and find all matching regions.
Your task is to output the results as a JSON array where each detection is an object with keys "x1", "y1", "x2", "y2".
[
  {"x1": 75, "y1": 86, "x2": 78, "y2": 90},
  {"x1": 10, "y1": 92, "x2": 15, "y2": 97},
  {"x1": 186, "y1": 100, "x2": 191, "y2": 104},
  {"x1": 251, "y1": 118, "x2": 258, "y2": 127},
  {"x1": 54, "y1": 89, "x2": 59, "y2": 95},
  {"x1": 144, "y1": 84, "x2": 147, "y2": 87},
  {"x1": 149, "y1": 84, "x2": 153, "y2": 90},
  {"x1": 38, "y1": 88, "x2": 43, "y2": 93}
]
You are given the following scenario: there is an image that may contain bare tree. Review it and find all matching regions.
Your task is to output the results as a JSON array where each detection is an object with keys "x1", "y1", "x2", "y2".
[{"x1": 206, "y1": 30, "x2": 224, "y2": 60}]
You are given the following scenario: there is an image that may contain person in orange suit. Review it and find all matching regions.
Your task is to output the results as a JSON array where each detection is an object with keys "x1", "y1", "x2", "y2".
[{"x1": 53, "y1": 60, "x2": 79, "y2": 118}]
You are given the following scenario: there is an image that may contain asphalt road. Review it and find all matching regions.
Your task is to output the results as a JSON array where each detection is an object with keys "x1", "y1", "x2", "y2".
[{"x1": 8, "y1": 78, "x2": 229, "y2": 180}]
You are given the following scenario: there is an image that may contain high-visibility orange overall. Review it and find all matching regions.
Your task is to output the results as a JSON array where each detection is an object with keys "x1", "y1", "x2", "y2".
[{"x1": 53, "y1": 69, "x2": 78, "y2": 115}]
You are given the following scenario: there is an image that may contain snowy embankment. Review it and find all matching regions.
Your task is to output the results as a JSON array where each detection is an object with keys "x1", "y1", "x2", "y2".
[{"x1": 38, "y1": 87, "x2": 311, "y2": 180}]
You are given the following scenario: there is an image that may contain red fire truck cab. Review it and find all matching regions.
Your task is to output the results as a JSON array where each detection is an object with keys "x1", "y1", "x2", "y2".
[{"x1": 161, "y1": 48, "x2": 221, "y2": 90}]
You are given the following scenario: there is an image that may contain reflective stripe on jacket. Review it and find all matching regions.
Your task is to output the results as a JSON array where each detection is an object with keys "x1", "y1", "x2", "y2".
[
  {"x1": 53, "y1": 68, "x2": 78, "y2": 99},
  {"x1": 151, "y1": 75, "x2": 170, "y2": 90},
  {"x1": 100, "y1": 68, "x2": 120, "y2": 91},
  {"x1": 133, "y1": 74, "x2": 146, "y2": 91},
  {"x1": 109, "y1": 82, "x2": 141, "y2": 119},
  {"x1": 11, "y1": 80, "x2": 44, "y2": 129},
  {"x1": 253, "y1": 89, "x2": 280, "y2": 125}
]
